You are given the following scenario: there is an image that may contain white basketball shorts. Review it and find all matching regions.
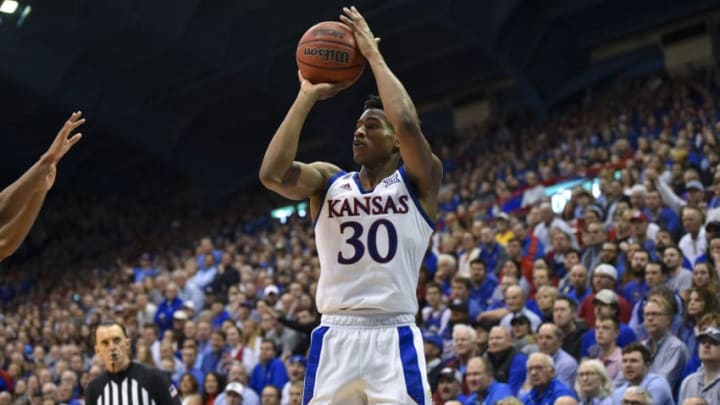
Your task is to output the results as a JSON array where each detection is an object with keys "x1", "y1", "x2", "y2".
[{"x1": 302, "y1": 313, "x2": 432, "y2": 405}]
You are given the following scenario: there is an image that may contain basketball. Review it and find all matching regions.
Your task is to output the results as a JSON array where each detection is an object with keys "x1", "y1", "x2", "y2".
[{"x1": 296, "y1": 21, "x2": 366, "y2": 84}]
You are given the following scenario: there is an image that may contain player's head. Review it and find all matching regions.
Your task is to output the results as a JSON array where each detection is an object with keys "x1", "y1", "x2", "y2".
[{"x1": 353, "y1": 95, "x2": 399, "y2": 166}]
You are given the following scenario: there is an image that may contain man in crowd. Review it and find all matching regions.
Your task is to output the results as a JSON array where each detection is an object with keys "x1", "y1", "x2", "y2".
[
  {"x1": 521, "y1": 352, "x2": 577, "y2": 404},
  {"x1": 679, "y1": 327, "x2": 720, "y2": 403},
  {"x1": 486, "y1": 326, "x2": 527, "y2": 395},
  {"x1": 536, "y1": 323, "x2": 577, "y2": 388},
  {"x1": 459, "y1": 356, "x2": 512, "y2": 404},
  {"x1": 611, "y1": 343, "x2": 673, "y2": 405}
]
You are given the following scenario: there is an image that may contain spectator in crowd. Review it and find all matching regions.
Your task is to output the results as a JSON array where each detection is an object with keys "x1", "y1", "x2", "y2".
[
  {"x1": 521, "y1": 352, "x2": 577, "y2": 405},
  {"x1": 201, "y1": 330, "x2": 229, "y2": 375},
  {"x1": 664, "y1": 245, "x2": 693, "y2": 293},
  {"x1": 458, "y1": 231, "x2": 481, "y2": 277},
  {"x1": 202, "y1": 372, "x2": 225, "y2": 405},
  {"x1": 222, "y1": 382, "x2": 245, "y2": 405},
  {"x1": 678, "y1": 286, "x2": 719, "y2": 359},
  {"x1": 214, "y1": 362, "x2": 260, "y2": 405},
  {"x1": 434, "y1": 367, "x2": 463, "y2": 404},
  {"x1": 553, "y1": 296, "x2": 587, "y2": 361},
  {"x1": 577, "y1": 264, "x2": 631, "y2": 328},
  {"x1": 587, "y1": 315, "x2": 623, "y2": 381},
  {"x1": 179, "y1": 373, "x2": 203, "y2": 405},
  {"x1": 611, "y1": 343, "x2": 673, "y2": 405},
  {"x1": 280, "y1": 355, "x2": 306, "y2": 405},
  {"x1": 581, "y1": 222, "x2": 607, "y2": 274},
  {"x1": 621, "y1": 386, "x2": 655, "y2": 405},
  {"x1": 622, "y1": 249, "x2": 651, "y2": 307},
  {"x1": 560, "y1": 264, "x2": 591, "y2": 305},
  {"x1": 422, "y1": 331, "x2": 445, "y2": 392},
  {"x1": 421, "y1": 281, "x2": 451, "y2": 337},
  {"x1": 479, "y1": 226, "x2": 509, "y2": 274},
  {"x1": 250, "y1": 340, "x2": 288, "y2": 395},
  {"x1": 574, "y1": 359, "x2": 612, "y2": 405},
  {"x1": 678, "y1": 327, "x2": 720, "y2": 404},
  {"x1": 678, "y1": 207, "x2": 707, "y2": 269},
  {"x1": 486, "y1": 326, "x2": 527, "y2": 395},
  {"x1": 641, "y1": 293, "x2": 689, "y2": 390},
  {"x1": 156, "y1": 283, "x2": 184, "y2": 336},
  {"x1": 459, "y1": 356, "x2": 512, "y2": 404},
  {"x1": 536, "y1": 323, "x2": 577, "y2": 389},
  {"x1": 260, "y1": 385, "x2": 281, "y2": 405},
  {"x1": 580, "y1": 289, "x2": 637, "y2": 358},
  {"x1": 445, "y1": 324, "x2": 478, "y2": 375},
  {"x1": 468, "y1": 259, "x2": 498, "y2": 318},
  {"x1": 499, "y1": 286, "x2": 542, "y2": 332}
]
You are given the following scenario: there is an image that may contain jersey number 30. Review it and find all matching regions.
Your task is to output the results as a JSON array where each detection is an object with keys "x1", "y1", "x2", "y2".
[{"x1": 337, "y1": 219, "x2": 398, "y2": 264}]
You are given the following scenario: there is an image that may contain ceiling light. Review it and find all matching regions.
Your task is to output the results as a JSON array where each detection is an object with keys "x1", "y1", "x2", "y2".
[{"x1": 0, "y1": 0, "x2": 18, "y2": 14}]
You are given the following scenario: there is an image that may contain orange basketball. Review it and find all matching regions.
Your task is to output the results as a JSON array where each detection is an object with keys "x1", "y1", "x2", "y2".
[{"x1": 296, "y1": 21, "x2": 366, "y2": 84}]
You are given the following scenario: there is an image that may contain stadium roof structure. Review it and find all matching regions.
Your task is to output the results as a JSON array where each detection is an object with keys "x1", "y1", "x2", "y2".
[{"x1": 1, "y1": 0, "x2": 719, "y2": 198}]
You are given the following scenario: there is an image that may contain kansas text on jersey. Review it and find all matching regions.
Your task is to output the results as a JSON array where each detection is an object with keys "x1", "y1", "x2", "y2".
[{"x1": 314, "y1": 167, "x2": 434, "y2": 315}]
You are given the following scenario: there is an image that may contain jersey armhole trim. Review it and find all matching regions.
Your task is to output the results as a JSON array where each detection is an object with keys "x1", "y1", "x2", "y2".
[
  {"x1": 313, "y1": 170, "x2": 347, "y2": 229},
  {"x1": 399, "y1": 166, "x2": 435, "y2": 229}
]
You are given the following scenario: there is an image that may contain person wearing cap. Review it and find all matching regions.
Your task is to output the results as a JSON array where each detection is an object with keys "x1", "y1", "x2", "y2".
[
  {"x1": 510, "y1": 314, "x2": 537, "y2": 355},
  {"x1": 579, "y1": 289, "x2": 637, "y2": 358},
  {"x1": 678, "y1": 206, "x2": 708, "y2": 270},
  {"x1": 628, "y1": 210, "x2": 659, "y2": 259},
  {"x1": 263, "y1": 285, "x2": 280, "y2": 307},
  {"x1": 611, "y1": 343, "x2": 673, "y2": 405},
  {"x1": 495, "y1": 212, "x2": 514, "y2": 247},
  {"x1": 422, "y1": 331, "x2": 445, "y2": 391},
  {"x1": 521, "y1": 352, "x2": 577, "y2": 405},
  {"x1": 663, "y1": 245, "x2": 693, "y2": 293},
  {"x1": 214, "y1": 362, "x2": 260, "y2": 405},
  {"x1": 678, "y1": 326, "x2": 720, "y2": 403},
  {"x1": 280, "y1": 355, "x2": 306, "y2": 405},
  {"x1": 433, "y1": 367, "x2": 462, "y2": 404},
  {"x1": 459, "y1": 356, "x2": 512, "y2": 405},
  {"x1": 577, "y1": 263, "x2": 631, "y2": 328},
  {"x1": 641, "y1": 294, "x2": 689, "y2": 390},
  {"x1": 223, "y1": 382, "x2": 244, "y2": 405}
]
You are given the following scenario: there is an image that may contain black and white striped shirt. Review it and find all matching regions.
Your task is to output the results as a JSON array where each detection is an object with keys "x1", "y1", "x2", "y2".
[{"x1": 85, "y1": 362, "x2": 181, "y2": 405}]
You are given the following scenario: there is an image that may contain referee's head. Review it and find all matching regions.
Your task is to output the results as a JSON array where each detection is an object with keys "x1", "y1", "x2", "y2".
[{"x1": 93, "y1": 320, "x2": 131, "y2": 373}]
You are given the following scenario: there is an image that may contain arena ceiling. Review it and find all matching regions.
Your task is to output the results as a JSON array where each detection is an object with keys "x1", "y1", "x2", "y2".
[{"x1": 1, "y1": 0, "x2": 719, "y2": 198}]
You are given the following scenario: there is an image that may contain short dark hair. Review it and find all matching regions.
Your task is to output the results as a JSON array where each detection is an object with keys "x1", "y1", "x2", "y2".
[
  {"x1": 363, "y1": 94, "x2": 383, "y2": 111},
  {"x1": 92, "y1": 320, "x2": 128, "y2": 346},
  {"x1": 554, "y1": 295, "x2": 578, "y2": 312},
  {"x1": 622, "y1": 342, "x2": 651, "y2": 364},
  {"x1": 596, "y1": 314, "x2": 619, "y2": 330},
  {"x1": 469, "y1": 258, "x2": 487, "y2": 269}
]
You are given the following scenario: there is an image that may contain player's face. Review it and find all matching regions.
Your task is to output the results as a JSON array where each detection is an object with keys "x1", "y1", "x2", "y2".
[
  {"x1": 352, "y1": 109, "x2": 396, "y2": 165},
  {"x1": 94, "y1": 325, "x2": 131, "y2": 373}
]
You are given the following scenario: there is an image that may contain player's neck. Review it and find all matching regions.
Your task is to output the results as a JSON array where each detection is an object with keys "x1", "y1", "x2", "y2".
[{"x1": 359, "y1": 158, "x2": 400, "y2": 189}]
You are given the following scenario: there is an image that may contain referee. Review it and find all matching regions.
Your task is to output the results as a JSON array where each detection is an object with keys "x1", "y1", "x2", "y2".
[{"x1": 85, "y1": 320, "x2": 181, "y2": 405}]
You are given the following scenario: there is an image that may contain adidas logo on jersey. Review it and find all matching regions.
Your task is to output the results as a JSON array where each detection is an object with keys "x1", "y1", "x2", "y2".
[{"x1": 339, "y1": 183, "x2": 352, "y2": 190}]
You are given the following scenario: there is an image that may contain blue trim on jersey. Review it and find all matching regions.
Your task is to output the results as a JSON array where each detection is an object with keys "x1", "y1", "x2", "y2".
[
  {"x1": 398, "y1": 166, "x2": 435, "y2": 229},
  {"x1": 303, "y1": 326, "x2": 329, "y2": 405},
  {"x1": 352, "y1": 172, "x2": 374, "y2": 194},
  {"x1": 398, "y1": 326, "x2": 425, "y2": 405},
  {"x1": 313, "y1": 171, "x2": 347, "y2": 229}
]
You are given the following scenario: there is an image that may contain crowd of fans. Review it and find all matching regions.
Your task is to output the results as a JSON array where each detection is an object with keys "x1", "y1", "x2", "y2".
[{"x1": 1, "y1": 66, "x2": 720, "y2": 405}]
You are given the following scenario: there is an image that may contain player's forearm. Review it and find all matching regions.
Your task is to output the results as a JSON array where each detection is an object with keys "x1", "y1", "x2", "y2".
[
  {"x1": 0, "y1": 188, "x2": 47, "y2": 261},
  {"x1": 366, "y1": 51, "x2": 421, "y2": 132},
  {"x1": 0, "y1": 154, "x2": 52, "y2": 224},
  {"x1": 259, "y1": 92, "x2": 316, "y2": 184}
]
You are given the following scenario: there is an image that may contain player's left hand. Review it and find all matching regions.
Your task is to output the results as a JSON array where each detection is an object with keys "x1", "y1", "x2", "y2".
[{"x1": 340, "y1": 6, "x2": 381, "y2": 58}]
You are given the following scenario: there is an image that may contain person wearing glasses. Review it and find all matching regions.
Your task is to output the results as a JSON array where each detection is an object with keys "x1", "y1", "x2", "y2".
[
  {"x1": 641, "y1": 294, "x2": 689, "y2": 390},
  {"x1": 678, "y1": 327, "x2": 720, "y2": 403},
  {"x1": 574, "y1": 359, "x2": 612, "y2": 405},
  {"x1": 521, "y1": 352, "x2": 577, "y2": 405}
]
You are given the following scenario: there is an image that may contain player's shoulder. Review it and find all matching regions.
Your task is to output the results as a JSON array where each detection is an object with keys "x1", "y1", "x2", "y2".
[{"x1": 309, "y1": 161, "x2": 344, "y2": 178}]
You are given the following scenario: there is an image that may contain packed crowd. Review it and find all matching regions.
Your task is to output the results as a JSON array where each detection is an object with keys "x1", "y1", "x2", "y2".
[{"x1": 1, "y1": 66, "x2": 720, "y2": 405}]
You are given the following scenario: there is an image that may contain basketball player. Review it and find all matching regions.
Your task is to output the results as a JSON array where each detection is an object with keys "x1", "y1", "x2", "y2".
[
  {"x1": 0, "y1": 111, "x2": 83, "y2": 261},
  {"x1": 259, "y1": 6, "x2": 441, "y2": 405}
]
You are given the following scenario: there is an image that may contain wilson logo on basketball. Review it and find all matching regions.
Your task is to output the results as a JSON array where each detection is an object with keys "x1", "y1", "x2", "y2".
[
  {"x1": 313, "y1": 28, "x2": 345, "y2": 39},
  {"x1": 303, "y1": 48, "x2": 350, "y2": 64}
]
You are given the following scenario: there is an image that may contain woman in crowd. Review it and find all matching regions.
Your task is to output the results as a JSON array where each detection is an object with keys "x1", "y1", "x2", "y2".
[
  {"x1": 575, "y1": 359, "x2": 612, "y2": 405},
  {"x1": 202, "y1": 372, "x2": 225, "y2": 405},
  {"x1": 179, "y1": 373, "x2": 202, "y2": 405}
]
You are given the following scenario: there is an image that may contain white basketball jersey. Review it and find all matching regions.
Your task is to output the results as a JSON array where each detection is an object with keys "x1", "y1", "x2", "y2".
[{"x1": 314, "y1": 167, "x2": 434, "y2": 315}]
